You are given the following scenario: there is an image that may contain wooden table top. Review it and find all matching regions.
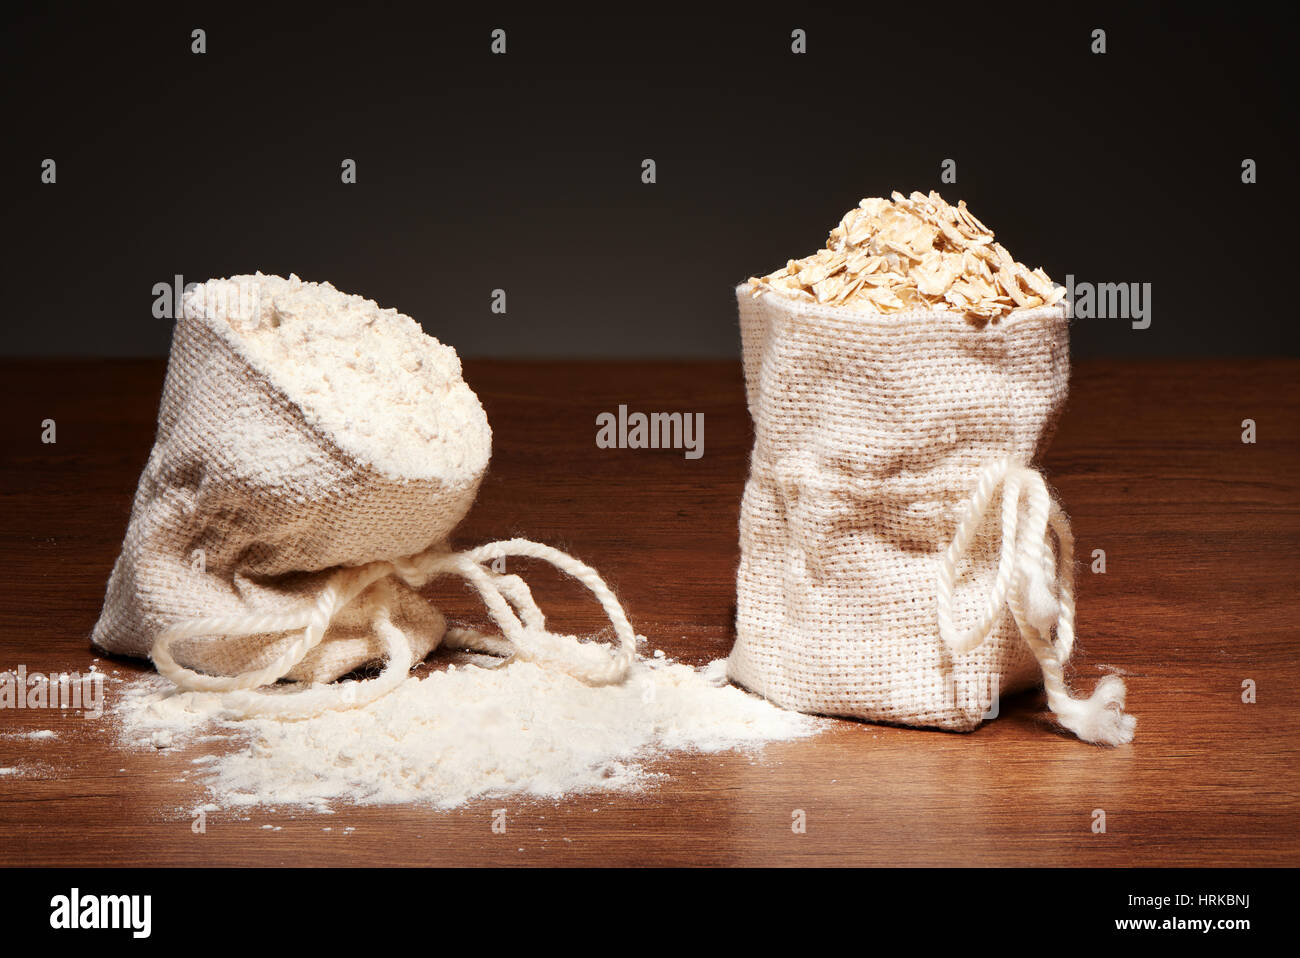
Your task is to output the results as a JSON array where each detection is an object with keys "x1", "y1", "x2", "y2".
[{"x1": 1, "y1": 357, "x2": 1296, "y2": 867}]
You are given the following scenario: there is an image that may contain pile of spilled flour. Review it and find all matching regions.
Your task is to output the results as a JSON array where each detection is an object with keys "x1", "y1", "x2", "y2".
[{"x1": 113, "y1": 654, "x2": 821, "y2": 812}]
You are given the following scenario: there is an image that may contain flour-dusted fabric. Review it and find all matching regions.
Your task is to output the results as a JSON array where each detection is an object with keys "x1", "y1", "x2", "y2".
[
  {"x1": 728, "y1": 285, "x2": 1135, "y2": 744},
  {"x1": 92, "y1": 275, "x2": 490, "y2": 686},
  {"x1": 93, "y1": 275, "x2": 638, "y2": 717}
]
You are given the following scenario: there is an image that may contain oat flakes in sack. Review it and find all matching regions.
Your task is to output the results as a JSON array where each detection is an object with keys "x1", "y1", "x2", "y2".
[
  {"x1": 92, "y1": 274, "x2": 636, "y2": 717},
  {"x1": 728, "y1": 193, "x2": 1135, "y2": 745}
]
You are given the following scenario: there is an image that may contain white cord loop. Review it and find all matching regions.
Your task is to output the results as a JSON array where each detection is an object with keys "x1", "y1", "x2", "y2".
[
  {"x1": 937, "y1": 457, "x2": 1136, "y2": 745},
  {"x1": 150, "y1": 538, "x2": 639, "y2": 718}
]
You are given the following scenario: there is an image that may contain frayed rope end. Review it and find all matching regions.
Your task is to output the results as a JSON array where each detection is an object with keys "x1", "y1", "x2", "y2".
[{"x1": 1051, "y1": 673, "x2": 1136, "y2": 746}]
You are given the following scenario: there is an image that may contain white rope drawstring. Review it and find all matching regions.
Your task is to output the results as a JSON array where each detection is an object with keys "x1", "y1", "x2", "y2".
[
  {"x1": 937, "y1": 458, "x2": 1136, "y2": 745},
  {"x1": 182, "y1": 578, "x2": 418, "y2": 720},
  {"x1": 150, "y1": 537, "x2": 639, "y2": 718}
]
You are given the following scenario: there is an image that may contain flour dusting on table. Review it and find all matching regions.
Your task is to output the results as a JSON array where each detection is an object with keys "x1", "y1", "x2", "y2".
[{"x1": 113, "y1": 655, "x2": 821, "y2": 811}]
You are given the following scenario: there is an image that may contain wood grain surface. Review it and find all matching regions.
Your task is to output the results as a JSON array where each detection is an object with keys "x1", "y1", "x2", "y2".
[{"x1": 0, "y1": 358, "x2": 1296, "y2": 867}]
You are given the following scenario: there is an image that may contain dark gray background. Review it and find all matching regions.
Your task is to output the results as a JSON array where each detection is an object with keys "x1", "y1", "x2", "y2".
[{"x1": 2, "y1": 2, "x2": 1294, "y2": 359}]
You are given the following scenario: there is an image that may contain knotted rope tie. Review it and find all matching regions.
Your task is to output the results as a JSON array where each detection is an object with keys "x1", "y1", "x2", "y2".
[
  {"x1": 936, "y1": 458, "x2": 1136, "y2": 745},
  {"x1": 150, "y1": 538, "x2": 639, "y2": 719}
]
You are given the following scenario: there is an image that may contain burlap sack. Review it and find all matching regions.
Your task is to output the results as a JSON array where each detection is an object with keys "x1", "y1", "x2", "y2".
[
  {"x1": 91, "y1": 286, "x2": 489, "y2": 686},
  {"x1": 728, "y1": 285, "x2": 1135, "y2": 744},
  {"x1": 93, "y1": 277, "x2": 639, "y2": 720}
]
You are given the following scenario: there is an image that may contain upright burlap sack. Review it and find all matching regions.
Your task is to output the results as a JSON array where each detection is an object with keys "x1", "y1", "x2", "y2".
[
  {"x1": 728, "y1": 285, "x2": 1135, "y2": 744},
  {"x1": 93, "y1": 275, "x2": 638, "y2": 717}
]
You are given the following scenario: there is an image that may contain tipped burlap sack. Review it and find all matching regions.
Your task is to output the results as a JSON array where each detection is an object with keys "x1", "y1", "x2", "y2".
[
  {"x1": 728, "y1": 285, "x2": 1135, "y2": 744},
  {"x1": 91, "y1": 278, "x2": 490, "y2": 686},
  {"x1": 93, "y1": 275, "x2": 637, "y2": 717}
]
